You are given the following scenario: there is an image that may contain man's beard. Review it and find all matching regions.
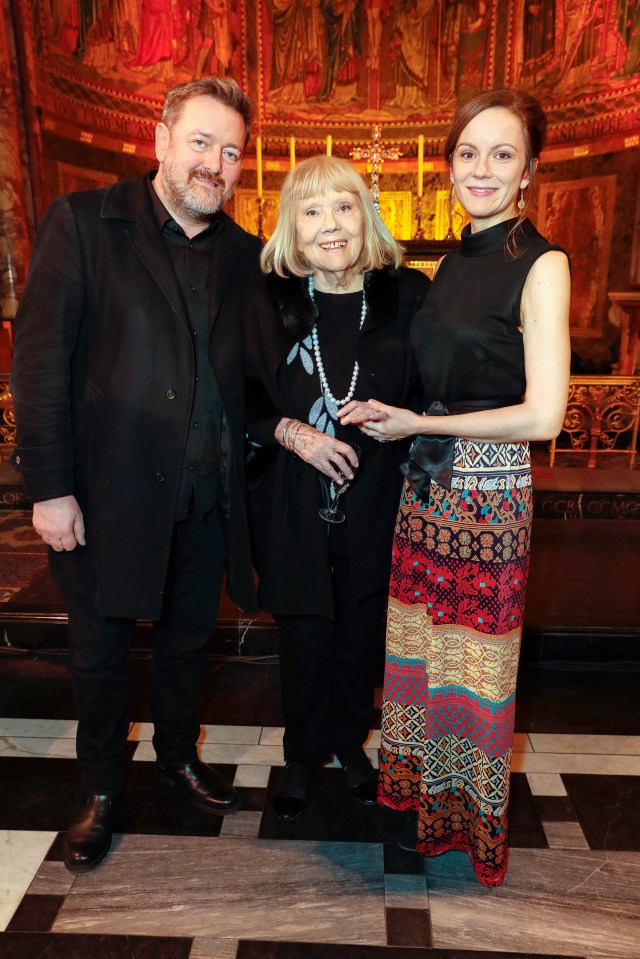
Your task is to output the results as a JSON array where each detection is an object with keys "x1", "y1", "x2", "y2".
[{"x1": 159, "y1": 157, "x2": 237, "y2": 222}]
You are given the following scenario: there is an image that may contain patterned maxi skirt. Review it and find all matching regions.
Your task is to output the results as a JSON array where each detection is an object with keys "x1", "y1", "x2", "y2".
[{"x1": 378, "y1": 438, "x2": 532, "y2": 887}]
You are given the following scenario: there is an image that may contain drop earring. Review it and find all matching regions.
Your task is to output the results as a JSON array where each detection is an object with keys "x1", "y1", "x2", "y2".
[
  {"x1": 517, "y1": 187, "x2": 526, "y2": 212},
  {"x1": 446, "y1": 186, "x2": 457, "y2": 241}
]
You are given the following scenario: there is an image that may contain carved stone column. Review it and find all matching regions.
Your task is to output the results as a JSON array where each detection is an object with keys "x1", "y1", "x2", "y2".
[{"x1": 0, "y1": 0, "x2": 31, "y2": 368}]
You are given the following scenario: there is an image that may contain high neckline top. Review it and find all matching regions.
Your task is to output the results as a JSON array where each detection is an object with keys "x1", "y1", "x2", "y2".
[
  {"x1": 460, "y1": 217, "x2": 519, "y2": 257},
  {"x1": 410, "y1": 217, "x2": 567, "y2": 405}
]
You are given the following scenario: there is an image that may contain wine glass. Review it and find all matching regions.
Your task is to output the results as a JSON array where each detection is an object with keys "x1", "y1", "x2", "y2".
[{"x1": 319, "y1": 444, "x2": 361, "y2": 524}]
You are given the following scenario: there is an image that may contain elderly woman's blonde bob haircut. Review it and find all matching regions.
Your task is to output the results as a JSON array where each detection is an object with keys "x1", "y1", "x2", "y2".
[{"x1": 261, "y1": 155, "x2": 404, "y2": 278}]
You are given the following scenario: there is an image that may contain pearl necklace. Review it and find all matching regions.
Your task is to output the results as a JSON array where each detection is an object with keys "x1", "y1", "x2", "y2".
[{"x1": 308, "y1": 275, "x2": 367, "y2": 408}]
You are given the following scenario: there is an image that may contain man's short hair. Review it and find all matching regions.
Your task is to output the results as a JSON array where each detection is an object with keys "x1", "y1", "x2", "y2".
[{"x1": 162, "y1": 77, "x2": 252, "y2": 145}]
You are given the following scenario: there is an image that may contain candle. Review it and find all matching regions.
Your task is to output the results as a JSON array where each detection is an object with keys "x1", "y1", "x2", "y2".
[
  {"x1": 326, "y1": 135, "x2": 332, "y2": 156},
  {"x1": 289, "y1": 136, "x2": 296, "y2": 170},
  {"x1": 256, "y1": 136, "x2": 263, "y2": 198},
  {"x1": 417, "y1": 134, "x2": 424, "y2": 198}
]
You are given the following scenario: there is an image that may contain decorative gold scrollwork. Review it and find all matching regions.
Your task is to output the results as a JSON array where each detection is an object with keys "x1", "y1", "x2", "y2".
[
  {"x1": 0, "y1": 374, "x2": 638, "y2": 470},
  {"x1": 0, "y1": 380, "x2": 16, "y2": 453},
  {"x1": 550, "y1": 376, "x2": 640, "y2": 468}
]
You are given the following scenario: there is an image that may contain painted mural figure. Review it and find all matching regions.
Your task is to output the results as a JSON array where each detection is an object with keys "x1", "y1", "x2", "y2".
[
  {"x1": 518, "y1": 0, "x2": 557, "y2": 87},
  {"x1": 74, "y1": 0, "x2": 101, "y2": 57},
  {"x1": 440, "y1": 0, "x2": 489, "y2": 100},
  {"x1": 169, "y1": 0, "x2": 192, "y2": 67},
  {"x1": 268, "y1": 0, "x2": 327, "y2": 104},
  {"x1": 82, "y1": 0, "x2": 118, "y2": 70},
  {"x1": 552, "y1": 0, "x2": 635, "y2": 90},
  {"x1": 617, "y1": 0, "x2": 640, "y2": 74},
  {"x1": 364, "y1": 0, "x2": 392, "y2": 69},
  {"x1": 128, "y1": 0, "x2": 173, "y2": 72},
  {"x1": 319, "y1": 0, "x2": 363, "y2": 103},
  {"x1": 453, "y1": 0, "x2": 490, "y2": 100},
  {"x1": 523, "y1": 0, "x2": 556, "y2": 65},
  {"x1": 389, "y1": 0, "x2": 449, "y2": 109},
  {"x1": 196, "y1": 0, "x2": 232, "y2": 76},
  {"x1": 557, "y1": 0, "x2": 606, "y2": 87},
  {"x1": 48, "y1": 0, "x2": 69, "y2": 37},
  {"x1": 115, "y1": 0, "x2": 142, "y2": 60},
  {"x1": 59, "y1": 0, "x2": 81, "y2": 53},
  {"x1": 47, "y1": 0, "x2": 80, "y2": 51},
  {"x1": 388, "y1": 0, "x2": 489, "y2": 110},
  {"x1": 268, "y1": 0, "x2": 309, "y2": 103},
  {"x1": 302, "y1": 0, "x2": 327, "y2": 97}
]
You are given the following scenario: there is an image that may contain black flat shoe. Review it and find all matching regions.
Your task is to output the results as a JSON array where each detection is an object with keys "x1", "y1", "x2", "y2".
[
  {"x1": 397, "y1": 813, "x2": 419, "y2": 852},
  {"x1": 63, "y1": 793, "x2": 119, "y2": 873},
  {"x1": 351, "y1": 778, "x2": 379, "y2": 805},
  {"x1": 272, "y1": 761, "x2": 311, "y2": 821},
  {"x1": 156, "y1": 759, "x2": 239, "y2": 815},
  {"x1": 340, "y1": 746, "x2": 379, "y2": 805}
]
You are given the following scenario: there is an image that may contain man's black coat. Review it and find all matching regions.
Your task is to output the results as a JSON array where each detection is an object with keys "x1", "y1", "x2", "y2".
[{"x1": 11, "y1": 174, "x2": 260, "y2": 619}]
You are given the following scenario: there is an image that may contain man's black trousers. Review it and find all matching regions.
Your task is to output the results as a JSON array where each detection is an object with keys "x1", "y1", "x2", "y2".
[{"x1": 61, "y1": 506, "x2": 225, "y2": 794}]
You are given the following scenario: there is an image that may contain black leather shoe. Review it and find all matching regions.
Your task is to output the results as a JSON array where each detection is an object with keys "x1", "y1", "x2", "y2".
[
  {"x1": 272, "y1": 761, "x2": 311, "y2": 821},
  {"x1": 63, "y1": 794, "x2": 119, "y2": 873},
  {"x1": 340, "y1": 746, "x2": 379, "y2": 805},
  {"x1": 156, "y1": 758, "x2": 239, "y2": 815}
]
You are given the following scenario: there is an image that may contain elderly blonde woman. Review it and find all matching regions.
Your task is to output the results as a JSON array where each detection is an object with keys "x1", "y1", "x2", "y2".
[{"x1": 245, "y1": 156, "x2": 430, "y2": 819}]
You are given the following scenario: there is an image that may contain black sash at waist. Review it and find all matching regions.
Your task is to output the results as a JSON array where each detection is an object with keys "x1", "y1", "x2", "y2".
[{"x1": 399, "y1": 397, "x2": 522, "y2": 499}]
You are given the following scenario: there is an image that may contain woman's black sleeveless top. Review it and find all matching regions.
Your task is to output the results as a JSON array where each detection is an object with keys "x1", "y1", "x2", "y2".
[{"x1": 411, "y1": 217, "x2": 565, "y2": 407}]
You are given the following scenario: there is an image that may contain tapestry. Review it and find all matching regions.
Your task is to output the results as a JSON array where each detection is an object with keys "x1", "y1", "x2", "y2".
[
  {"x1": 537, "y1": 175, "x2": 617, "y2": 338},
  {"x1": 23, "y1": 0, "x2": 640, "y2": 156}
]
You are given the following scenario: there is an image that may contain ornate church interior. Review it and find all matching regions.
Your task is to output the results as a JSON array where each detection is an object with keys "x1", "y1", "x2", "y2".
[{"x1": 1, "y1": 0, "x2": 639, "y2": 957}]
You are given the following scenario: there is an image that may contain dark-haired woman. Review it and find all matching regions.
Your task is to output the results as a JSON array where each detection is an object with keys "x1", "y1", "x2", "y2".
[{"x1": 340, "y1": 89, "x2": 571, "y2": 886}]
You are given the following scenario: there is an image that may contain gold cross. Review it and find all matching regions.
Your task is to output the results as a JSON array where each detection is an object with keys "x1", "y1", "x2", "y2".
[{"x1": 350, "y1": 126, "x2": 402, "y2": 213}]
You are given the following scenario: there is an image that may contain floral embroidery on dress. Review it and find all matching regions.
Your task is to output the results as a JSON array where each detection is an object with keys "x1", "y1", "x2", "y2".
[{"x1": 287, "y1": 334, "x2": 339, "y2": 438}]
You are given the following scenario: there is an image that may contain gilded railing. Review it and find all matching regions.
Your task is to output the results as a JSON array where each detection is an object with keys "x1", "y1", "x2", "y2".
[
  {"x1": 0, "y1": 379, "x2": 15, "y2": 457},
  {"x1": 1, "y1": 375, "x2": 638, "y2": 469},
  {"x1": 549, "y1": 375, "x2": 640, "y2": 469}
]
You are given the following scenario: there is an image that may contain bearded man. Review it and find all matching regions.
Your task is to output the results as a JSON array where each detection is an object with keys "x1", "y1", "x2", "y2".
[{"x1": 10, "y1": 77, "x2": 261, "y2": 872}]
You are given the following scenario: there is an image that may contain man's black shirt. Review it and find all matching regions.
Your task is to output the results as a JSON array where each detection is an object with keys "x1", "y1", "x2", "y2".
[{"x1": 148, "y1": 173, "x2": 224, "y2": 520}]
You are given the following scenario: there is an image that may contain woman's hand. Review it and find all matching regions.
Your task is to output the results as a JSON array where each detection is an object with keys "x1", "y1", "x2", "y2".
[
  {"x1": 275, "y1": 418, "x2": 359, "y2": 483},
  {"x1": 340, "y1": 400, "x2": 424, "y2": 442},
  {"x1": 338, "y1": 399, "x2": 388, "y2": 425}
]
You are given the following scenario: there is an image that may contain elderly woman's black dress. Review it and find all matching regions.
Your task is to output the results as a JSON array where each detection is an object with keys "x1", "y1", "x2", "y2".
[{"x1": 245, "y1": 266, "x2": 430, "y2": 809}]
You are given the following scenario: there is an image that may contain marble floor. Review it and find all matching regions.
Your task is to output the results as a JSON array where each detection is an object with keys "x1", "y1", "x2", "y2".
[
  {"x1": 1, "y1": 650, "x2": 639, "y2": 959},
  {"x1": 0, "y1": 505, "x2": 639, "y2": 958}
]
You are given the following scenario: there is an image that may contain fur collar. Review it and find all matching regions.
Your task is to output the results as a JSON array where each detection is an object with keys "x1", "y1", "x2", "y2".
[{"x1": 266, "y1": 267, "x2": 401, "y2": 341}]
